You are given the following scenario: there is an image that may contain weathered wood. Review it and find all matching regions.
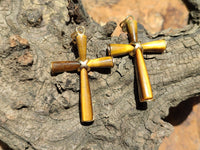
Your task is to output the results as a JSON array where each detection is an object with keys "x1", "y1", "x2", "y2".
[{"x1": 0, "y1": 0, "x2": 199, "y2": 149}]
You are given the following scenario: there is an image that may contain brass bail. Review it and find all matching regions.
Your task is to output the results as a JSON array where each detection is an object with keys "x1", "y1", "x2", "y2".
[
  {"x1": 119, "y1": 15, "x2": 134, "y2": 32},
  {"x1": 71, "y1": 26, "x2": 86, "y2": 43},
  {"x1": 76, "y1": 26, "x2": 85, "y2": 35}
]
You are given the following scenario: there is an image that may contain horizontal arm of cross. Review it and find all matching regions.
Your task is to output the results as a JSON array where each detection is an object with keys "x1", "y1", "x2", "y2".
[
  {"x1": 51, "y1": 61, "x2": 80, "y2": 75},
  {"x1": 51, "y1": 56, "x2": 114, "y2": 74},
  {"x1": 108, "y1": 40, "x2": 167, "y2": 57},
  {"x1": 87, "y1": 56, "x2": 114, "y2": 68}
]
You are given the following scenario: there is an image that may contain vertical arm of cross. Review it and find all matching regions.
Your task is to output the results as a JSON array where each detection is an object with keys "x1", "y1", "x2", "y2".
[
  {"x1": 134, "y1": 47, "x2": 153, "y2": 102},
  {"x1": 74, "y1": 26, "x2": 93, "y2": 122},
  {"x1": 125, "y1": 16, "x2": 153, "y2": 102},
  {"x1": 76, "y1": 26, "x2": 87, "y2": 61}
]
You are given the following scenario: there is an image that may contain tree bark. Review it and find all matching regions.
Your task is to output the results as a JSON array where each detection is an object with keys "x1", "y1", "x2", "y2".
[{"x1": 0, "y1": 0, "x2": 199, "y2": 149}]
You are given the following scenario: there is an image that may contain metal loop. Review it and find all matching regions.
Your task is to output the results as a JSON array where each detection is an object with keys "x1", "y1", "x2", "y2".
[
  {"x1": 76, "y1": 26, "x2": 85, "y2": 35},
  {"x1": 71, "y1": 26, "x2": 86, "y2": 42},
  {"x1": 119, "y1": 15, "x2": 134, "y2": 30}
]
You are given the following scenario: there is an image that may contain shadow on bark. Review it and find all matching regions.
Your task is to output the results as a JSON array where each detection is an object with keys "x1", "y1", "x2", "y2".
[
  {"x1": 182, "y1": 0, "x2": 200, "y2": 24},
  {"x1": 163, "y1": 96, "x2": 200, "y2": 126},
  {"x1": 0, "y1": 140, "x2": 13, "y2": 150}
]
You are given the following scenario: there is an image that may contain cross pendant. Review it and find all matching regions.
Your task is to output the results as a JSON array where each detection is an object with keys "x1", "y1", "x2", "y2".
[
  {"x1": 108, "y1": 16, "x2": 167, "y2": 102},
  {"x1": 51, "y1": 26, "x2": 114, "y2": 122}
]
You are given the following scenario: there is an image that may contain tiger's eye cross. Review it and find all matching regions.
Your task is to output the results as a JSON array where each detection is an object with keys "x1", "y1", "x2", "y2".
[
  {"x1": 108, "y1": 16, "x2": 167, "y2": 102},
  {"x1": 51, "y1": 26, "x2": 114, "y2": 122}
]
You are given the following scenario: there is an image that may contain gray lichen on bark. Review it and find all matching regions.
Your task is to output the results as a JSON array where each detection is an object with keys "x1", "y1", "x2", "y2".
[{"x1": 0, "y1": 0, "x2": 199, "y2": 149}]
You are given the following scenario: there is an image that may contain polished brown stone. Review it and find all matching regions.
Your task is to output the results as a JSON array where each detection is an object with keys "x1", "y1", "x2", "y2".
[
  {"x1": 159, "y1": 97, "x2": 200, "y2": 150},
  {"x1": 82, "y1": 0, "x2": 188, "y2": 35}
]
